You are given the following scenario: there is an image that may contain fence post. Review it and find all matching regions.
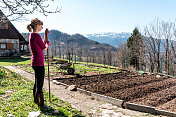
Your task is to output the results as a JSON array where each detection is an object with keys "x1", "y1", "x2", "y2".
[
  {"x1": 87, "y1": 55, "x2": 88, "y2": 66},
  {"x1": 78, "y1": 56, "x2": 80, "y2": 64},
  {"x1": 126, "y1": 56, "x2": 128, "y2": 69},
  {"x1": 68, "y1": 52, "x2": 70, "y2": 63},
  {"x1": 52, "y1": 55, "x2": 53, "y2": 61},
  {"x1": 160, "y1": 58, "x2": 162, "y2": 73},
  {"x1": 104, "y1": 55, "x2": 106, "y2": 67},
  {"x1": 75, "y1": 54, "x2": 76, "y2": 63}
]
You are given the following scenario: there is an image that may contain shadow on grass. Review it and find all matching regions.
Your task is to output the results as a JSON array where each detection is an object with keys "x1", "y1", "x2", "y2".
[
  {"x1": 40, "y1": 102, "x2": 85, "y2": 117},
  {"x1": 40, "y1": 105, "x2": 61, "y2": 117},
  {"x1": 0, "y1": 58, "x2": 30, "y2": 63}
]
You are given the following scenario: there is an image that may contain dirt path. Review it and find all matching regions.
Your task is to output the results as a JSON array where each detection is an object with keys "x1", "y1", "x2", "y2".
[{"x1": 3, "y1": 66, "x2": 162, "y2": 117}]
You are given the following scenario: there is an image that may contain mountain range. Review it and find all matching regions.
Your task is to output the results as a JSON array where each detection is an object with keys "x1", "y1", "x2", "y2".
[
  {"x1": 22, "y1": 30, "x2": 131, "y2": 53},
  {"x1": 40, "y1": 30, "x2": 117, "y2": 52},
  {"x1": 84, "y1": 32, "x2": 131, "y2": 47}
]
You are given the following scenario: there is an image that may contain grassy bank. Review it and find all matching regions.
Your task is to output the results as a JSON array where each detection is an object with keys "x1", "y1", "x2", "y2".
[{"x1": 0, "y1": 66, "x2": 84, "y2": 117}]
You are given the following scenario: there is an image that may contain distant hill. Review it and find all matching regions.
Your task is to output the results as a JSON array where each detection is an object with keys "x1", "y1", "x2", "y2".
[
  {"x1": 84, "y1": 32, "x2": 131, "y2": 47},
  {"x1": 39, "y1": 30, "x2": 117, "y2": 52}
]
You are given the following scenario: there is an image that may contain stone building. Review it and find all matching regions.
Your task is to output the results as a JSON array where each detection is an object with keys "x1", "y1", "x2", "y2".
[{"x1": 0, "y1": 10, "x2": 29, "y2": 57}]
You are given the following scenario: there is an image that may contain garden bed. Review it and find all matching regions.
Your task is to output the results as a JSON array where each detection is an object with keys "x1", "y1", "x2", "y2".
[{"x1": 55, "y1": 70, "x2": 176, "y2": 113}]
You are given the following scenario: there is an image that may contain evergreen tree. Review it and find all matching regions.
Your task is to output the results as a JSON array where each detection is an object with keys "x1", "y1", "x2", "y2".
[{"x1": 127, "y1": 28, "x2": 144, "y2": 70}]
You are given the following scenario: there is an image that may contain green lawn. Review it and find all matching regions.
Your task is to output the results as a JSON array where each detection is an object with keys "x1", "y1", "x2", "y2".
[
  {"x1": 0, "y1": 58, "x2": 31, "y2": 66},
  {"x1": 0, "y1": 66, "x2": 84, "y2": 117}
]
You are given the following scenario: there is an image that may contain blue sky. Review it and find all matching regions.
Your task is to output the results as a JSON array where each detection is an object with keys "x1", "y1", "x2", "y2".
[{"x1": 11, "y1": 0, "x2": 176, "y2": 34}]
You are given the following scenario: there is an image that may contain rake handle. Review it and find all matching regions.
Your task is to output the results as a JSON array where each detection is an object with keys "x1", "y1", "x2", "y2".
[{"x1": 45, "y1": 28, "x2": 51, "y2": 102}]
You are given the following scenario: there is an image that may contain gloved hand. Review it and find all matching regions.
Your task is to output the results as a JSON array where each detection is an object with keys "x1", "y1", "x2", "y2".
[{"x1": 46, "y1": 41, "x2": 50, "y2": 46}]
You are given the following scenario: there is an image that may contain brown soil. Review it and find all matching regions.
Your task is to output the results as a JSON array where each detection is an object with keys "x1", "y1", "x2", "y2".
[
  {"x1": 56, "y1": 70, "x2": 176, "y2": 113},
  {"x1": 157, "y1": 98, "x2": 176, "y2": 112}
]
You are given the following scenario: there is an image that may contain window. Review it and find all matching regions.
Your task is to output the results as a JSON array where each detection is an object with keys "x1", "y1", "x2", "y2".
[
  {"x1": 0, "y1": 43, "x2": 6, "y2": 49},
  {"x1": 1, "y1": 23, "x2": 5, "y2": 28},
  {"x1": 7, "y1": 43, "x2": 13, "y2": 50},
  {"x1": 0, "y1": 23, "x2": 8, "y2": 29}
]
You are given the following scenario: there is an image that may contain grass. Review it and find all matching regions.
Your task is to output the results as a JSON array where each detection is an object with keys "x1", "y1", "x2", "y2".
[
  {"x1": 0, "y1": 57, "x2": 121, "y2": 76},
  {"x1": 0, "y1": 66, "x2": 84, "y2": 117},
  {"x1": 0, "y1": 58, "x2": 31, "y2": 66},
  {"x1": 73, "y1": 63, "x2": 120, "y2": 75}
]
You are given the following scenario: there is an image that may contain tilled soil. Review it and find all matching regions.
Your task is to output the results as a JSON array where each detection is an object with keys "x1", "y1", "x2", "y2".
[
  {"x1": 131, "y1": 86, "x2": 176, "y2": 107},
  {"x1": 157, "y1": 98, "x2": 176, "y2": 112},
  {"x1": 56, "y1": 70, "x2": 176, "y2": 112}
]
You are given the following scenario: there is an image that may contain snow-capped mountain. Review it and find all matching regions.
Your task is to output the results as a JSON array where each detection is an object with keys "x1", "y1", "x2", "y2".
[{"x1": 84, "y1": 32, "x2": 131, "y2": 47}]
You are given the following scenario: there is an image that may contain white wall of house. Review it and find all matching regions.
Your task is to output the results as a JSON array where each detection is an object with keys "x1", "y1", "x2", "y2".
[{"x1": 0, "y1": 39, "x2": 20, "y2": 56}]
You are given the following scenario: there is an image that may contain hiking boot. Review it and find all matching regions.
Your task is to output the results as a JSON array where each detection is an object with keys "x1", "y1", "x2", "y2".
[
  {"x1": 37, "y1": 93, "x2": 47, "y2": 109},
  {"x1": 33, "y1": 88, "x2": 38, "y2": 104}
]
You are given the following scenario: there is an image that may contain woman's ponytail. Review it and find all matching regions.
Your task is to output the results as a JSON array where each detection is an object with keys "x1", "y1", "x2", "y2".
[{"x1": 27, "y1": 24, "x2": 32, "y2": 32}]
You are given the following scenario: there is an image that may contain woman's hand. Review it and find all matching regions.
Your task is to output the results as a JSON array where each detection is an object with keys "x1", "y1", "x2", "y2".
[
  {"x1": 46, "y1": 41, "x2": 50, "y2": 46},
  {"x1": 43, "y1": 41, "x2": 50, "y2": 51}
]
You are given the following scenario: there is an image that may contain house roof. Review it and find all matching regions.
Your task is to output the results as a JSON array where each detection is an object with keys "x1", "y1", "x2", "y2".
[{"x1": 0, "y1": 10, "x2": 28, "y2": 43}]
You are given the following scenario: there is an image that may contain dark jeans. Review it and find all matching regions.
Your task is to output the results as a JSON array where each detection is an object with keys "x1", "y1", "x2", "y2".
[{"x1": 32, "y1": 66, "x2": 45, "y2": 94}]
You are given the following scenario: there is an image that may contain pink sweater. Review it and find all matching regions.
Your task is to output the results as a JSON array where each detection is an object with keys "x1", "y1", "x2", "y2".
[{"x1": 29, "y1": 33, "x2": 46, "y2": 66}]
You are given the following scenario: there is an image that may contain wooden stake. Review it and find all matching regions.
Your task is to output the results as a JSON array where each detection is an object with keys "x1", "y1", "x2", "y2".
[{"x1": 45, "y1": 28, "x2": 51, "y2": 102}]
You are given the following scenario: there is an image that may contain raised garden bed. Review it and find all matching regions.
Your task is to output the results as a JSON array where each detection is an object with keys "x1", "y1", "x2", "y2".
[{"x1": 55, "y1": 70, "x2": 176, "y2": 113}]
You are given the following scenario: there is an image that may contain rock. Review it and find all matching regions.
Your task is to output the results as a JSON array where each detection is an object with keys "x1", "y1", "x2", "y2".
[
  {"x1": 28, "y1": 111, "x2": 40, "y2": 117},
  {"x1": 7, "y1": 114, "x2": 13, "y2": 117},
  {"x1": 52, "y1": 110, "x2": 59, "y2": 114},
  {"x1": 67, "y1": 85, "x2": 77, "y2": 91},
  {"x1": 147, "y1": 73, "x2": 151, "y2": 75},
  {"x1": 53, "y1": 80, "x2": 60, "y2": 85},
  {"x1": 101, "y1": 109, "x2": 131, "y2": 117},
  {"x1": 99, "y1": 103, "x2": 117, "y2": 110},
  {"x1": 6, "y1": 90, "x2": 13, "y2": 93}
]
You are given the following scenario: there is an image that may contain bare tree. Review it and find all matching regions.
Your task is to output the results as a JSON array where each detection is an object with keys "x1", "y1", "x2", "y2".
[
  {"x1": 95, "y1": 51, "x2": 101, "y2": 64},
  {"x1": 106, "y1": 48, "x2": 112, "y2": 66},
  {"x1": 0, "y1": 0, "x2": 61, "y2": 20},
  {"x1": 171, "y1": 24, "x2": 176, "y2": 62},
  {"x1": 170, "y1": 22, "x2": 176, "y2": 75},
  {"x1": 58, "y1": 41, "x2": 61, "y2": 58},
  {"x1": 90, "y1": 51, "x2": 96, "y2": 63},
  {"x1": 97, "y1": 51, "x2": 103, "y2": 64},
  {"x1": 51, "y1": 40, "x2": 57, "y2": 57},
  {"x1": 78, "y1": 48, "x2": 83, "y2": 62},
  {"x1": 161, "y1": 21, "x2": 174, "y2": 74},
  {"x1": 143, "y1": 19, "x2": 162, "y2": 73},
  {"x1": 117, "y1": 44, "x2": 128, "y2": 69}
]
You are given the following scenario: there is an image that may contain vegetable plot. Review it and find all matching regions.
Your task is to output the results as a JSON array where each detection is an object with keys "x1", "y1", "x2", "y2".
[{"x1": 56, "y1": 70, "x2": 176, "y2": 113}]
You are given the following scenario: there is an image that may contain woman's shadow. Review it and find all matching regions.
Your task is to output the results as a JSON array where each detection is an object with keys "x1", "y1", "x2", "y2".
[{"x1": 39, "y1": 103, "x2": 65, "y2": 116}]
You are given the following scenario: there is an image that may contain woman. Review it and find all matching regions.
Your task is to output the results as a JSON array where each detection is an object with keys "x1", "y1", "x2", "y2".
[{"x1": 27, "y1": 18, "x2": 49, "y2": 109}]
